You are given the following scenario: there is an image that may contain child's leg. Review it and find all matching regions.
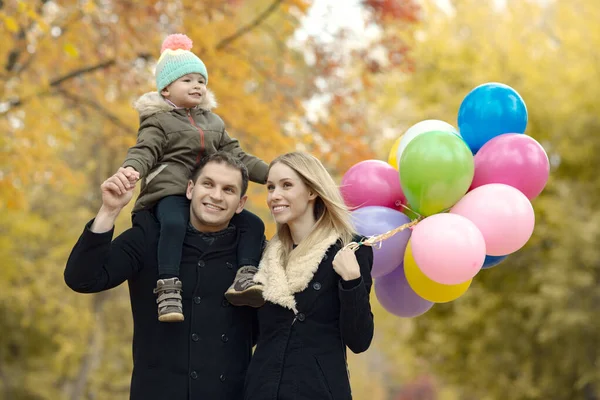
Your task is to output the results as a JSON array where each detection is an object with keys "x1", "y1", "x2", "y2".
[
  {"x1": 231, "y1": 209, "x2": 265, "y2": 267},
  {"x1": 153, "y1": 195, "x2": 189, "y2": 322},
  {"x1": 225, "y1": 209, "x2": 266, "y2": 308},
  {"x1": 155, "y1": 195, "x2": 190, "y2": 279}
]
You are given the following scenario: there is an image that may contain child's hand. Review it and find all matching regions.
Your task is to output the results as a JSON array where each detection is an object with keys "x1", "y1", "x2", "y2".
[
  {"x1": 121, "y1": 166, "x2": 140, "y2": 184},
  {"x1": 100, "y1": 170, "x2": 136, "y2": 212}
]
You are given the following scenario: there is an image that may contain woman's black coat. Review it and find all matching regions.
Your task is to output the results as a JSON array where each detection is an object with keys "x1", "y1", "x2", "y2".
[{"x1": 245, "y1": 233, "x2": 374, "y2": 400}]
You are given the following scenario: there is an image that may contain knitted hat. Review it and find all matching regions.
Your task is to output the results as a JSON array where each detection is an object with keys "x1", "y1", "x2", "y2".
[{"x1": 155, "y1": 34, "x2": 208, "y2": 92}]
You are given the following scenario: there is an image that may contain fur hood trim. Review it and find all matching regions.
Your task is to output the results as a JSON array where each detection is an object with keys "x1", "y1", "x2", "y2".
[
  {"x1": 133, "y1": 89, "x2": 218, "y2": 118},
  {"x1": 253, "y1": 233, "x2": 340, "y2": 314}
]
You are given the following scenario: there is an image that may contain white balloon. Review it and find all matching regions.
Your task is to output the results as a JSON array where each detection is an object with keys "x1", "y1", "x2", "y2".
[{"x1": 396, "y1": 120, "x2": 460, "y2": 167}]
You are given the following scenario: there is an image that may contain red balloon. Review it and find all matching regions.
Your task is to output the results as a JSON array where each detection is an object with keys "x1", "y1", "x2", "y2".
[
  {"x1": 341, "y1": 160, "x2": 406, "y2": 211},
  {"x1": 471, "y1": 134, "x2": 549, "y2": 200}
]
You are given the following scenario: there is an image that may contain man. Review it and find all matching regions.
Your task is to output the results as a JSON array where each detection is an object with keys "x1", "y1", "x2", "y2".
[{"x1": 64, "y1": 152, "x2": 260, "y2": 400}]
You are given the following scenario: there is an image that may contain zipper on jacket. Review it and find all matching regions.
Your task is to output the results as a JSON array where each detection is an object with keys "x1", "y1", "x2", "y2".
[{"x1": 186, "y1": 109, "x2": 205, "y2": 162}]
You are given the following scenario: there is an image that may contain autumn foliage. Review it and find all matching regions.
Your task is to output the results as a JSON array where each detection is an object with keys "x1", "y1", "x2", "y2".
[{"x1": 5, "y1": 0, "x2": 600, "y2": 399}]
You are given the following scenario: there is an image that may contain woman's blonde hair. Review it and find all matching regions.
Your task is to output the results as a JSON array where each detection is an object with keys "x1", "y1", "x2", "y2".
[{"x1": 268, "y1": 152, "x2": 355, "y2": 266}]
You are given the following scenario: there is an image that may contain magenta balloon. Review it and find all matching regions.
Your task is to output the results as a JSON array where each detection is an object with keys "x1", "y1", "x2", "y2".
[
  {"x1": 375, "y1": 266, "x2": 434, "y2": 318},
  {"x1": 341, "y1": 160, "x2": 406, "y2": 211},
  {"x1": 471, "y1": 134, "x2": 549, "y2": 200},
  {"x1": 351, "y1": 206, "x2": 412, "y2": 278}
]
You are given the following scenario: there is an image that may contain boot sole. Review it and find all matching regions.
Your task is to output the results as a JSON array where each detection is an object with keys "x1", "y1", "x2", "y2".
[
  {"x1": 159, "y1": 312, "x2": 185, "y2": 322},
  {"x1": 225, "y1": 287, "x2": 265, "y2": 308}
]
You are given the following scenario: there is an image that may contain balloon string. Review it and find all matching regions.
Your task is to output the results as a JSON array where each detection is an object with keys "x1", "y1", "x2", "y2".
[
  {"x1": 398, "y1": 203, "x2": 423, "y2": 217},
  {"x1": 344, "y1": 218, "x2": 422, "y2": 252}
]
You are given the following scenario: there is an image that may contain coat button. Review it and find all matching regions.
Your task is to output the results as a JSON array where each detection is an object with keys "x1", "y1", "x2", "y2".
[
  {"x1": 226, "y1": 262, "x2": 233, "y2": 269},
  {"x1": 191, "y1": 333, "x2": 199, "y2": 342},
  {"x1": 297, "y1": 313, "x2": 305, "y2": 322},
  {"x1": 312, "y1": 282, "x2": 322, "y2": 291},
  {"x1": 220, "y1": 374, "x2": 226, "y2": 382},
  {"x1": 197, "y1": 260, "x2": 205, "y2": 267},
  {"x1": 190, "y1": 371, "x2": 198, "y2": 379},
  {"x1": 221, "y1": 334, "x2": 229, "y2": 342},
  {"x1": 193, "y1": 296, "x2": 202, "y2": 304},
  {"x1": 222, "y1": 299, "x2": 230, "y2": 307}
]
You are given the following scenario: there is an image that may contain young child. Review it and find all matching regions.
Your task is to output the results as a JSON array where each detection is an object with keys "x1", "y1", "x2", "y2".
[{"x1": 120, "y1": 34, "x2": 267, "y2": 322}]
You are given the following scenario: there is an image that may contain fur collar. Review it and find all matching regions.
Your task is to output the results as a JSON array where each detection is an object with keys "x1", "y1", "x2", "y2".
[
  {"x1": 253, "y1": 232, "x2": 340, "y2": 314},
  {"x1": 133, "y1": 89, "x2": 218, "y2": 119}
]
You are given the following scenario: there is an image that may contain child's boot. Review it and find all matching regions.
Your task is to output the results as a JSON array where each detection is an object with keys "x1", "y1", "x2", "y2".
[
  {"x1": 154, "y1": 278, "x2": 184, "y2": 322},
  {"x1": 225, "y1": 266, "x2": 265, "y2": 308}
]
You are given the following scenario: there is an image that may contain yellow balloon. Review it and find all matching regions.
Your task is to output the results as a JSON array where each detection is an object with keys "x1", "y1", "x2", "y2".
[
  {"x1": 387, "y1": 136, "x2": 402, "y2": 170},
  {"x1": 404, "y1": 241, "x2": 472, "y2": 303}
]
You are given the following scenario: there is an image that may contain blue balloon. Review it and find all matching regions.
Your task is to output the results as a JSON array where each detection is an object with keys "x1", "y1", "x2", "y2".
[
  {"x1": 457, "y1": 82, "x2": 528, "y2": 154},
  {"x1": 482, "y1": 254, "x2": 508, "y2": 269}
]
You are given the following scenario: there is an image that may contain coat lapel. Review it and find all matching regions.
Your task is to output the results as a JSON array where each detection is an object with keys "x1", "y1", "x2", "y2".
[{"x1": 254, "y1": 233, "x2": 339, "y2": 314}]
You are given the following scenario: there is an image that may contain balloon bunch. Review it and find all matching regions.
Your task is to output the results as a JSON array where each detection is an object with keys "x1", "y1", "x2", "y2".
[{"x1": 341, "y1": 82, "x2": 550, "y2": 318}]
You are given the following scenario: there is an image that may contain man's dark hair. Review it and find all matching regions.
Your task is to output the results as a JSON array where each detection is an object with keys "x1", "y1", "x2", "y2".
[{"x1": 190, "y1": 152, "x2": 249, "y2": 197}]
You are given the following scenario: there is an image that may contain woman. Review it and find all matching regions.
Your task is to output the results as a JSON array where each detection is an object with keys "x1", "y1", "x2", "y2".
[{"x1": 244, "y1": 152, "x2": 374, "y2": 400}]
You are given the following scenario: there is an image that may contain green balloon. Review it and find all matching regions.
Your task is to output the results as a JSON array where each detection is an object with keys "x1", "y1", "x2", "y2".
[{"x1": 399, "y1": 130, "x2": 474, "y2": 216}]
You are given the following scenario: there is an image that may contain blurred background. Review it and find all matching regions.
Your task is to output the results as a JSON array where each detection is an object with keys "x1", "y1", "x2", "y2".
[{"x1": 1, "y1": 0, "x2": 599, "y2": 399}]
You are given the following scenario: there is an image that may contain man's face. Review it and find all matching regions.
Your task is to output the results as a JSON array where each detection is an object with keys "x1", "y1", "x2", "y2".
[{"x1": 186, "y1": 161, "x2": 247, "y2": 232}]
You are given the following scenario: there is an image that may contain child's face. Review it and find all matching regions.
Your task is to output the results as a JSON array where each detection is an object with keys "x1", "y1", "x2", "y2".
[{"x1": 161, "y1": 73, "x2": 207, "y2": 109}]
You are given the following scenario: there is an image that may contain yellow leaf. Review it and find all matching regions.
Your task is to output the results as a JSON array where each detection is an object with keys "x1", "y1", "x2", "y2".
[
  {"x1": 17, "y1": 1, "x2": 29, "y2": 13},
  {"x1": 36, "y1": 20, "x2": 49, "y2": 33},
  {"x1": 83, "y1": 1, "x2": 97, "y2": 13},
  {"x1": 63, "y1": 43, "x2": 79, "y2": 58},
  {"x1": 4, "y1": 16, "x2": 19, "y2": 33}
]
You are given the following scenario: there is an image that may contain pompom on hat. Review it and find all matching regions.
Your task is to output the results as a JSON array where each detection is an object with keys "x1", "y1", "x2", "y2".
[{"x1": 155, "y1": 33, "x2": 208, "y2": 92}]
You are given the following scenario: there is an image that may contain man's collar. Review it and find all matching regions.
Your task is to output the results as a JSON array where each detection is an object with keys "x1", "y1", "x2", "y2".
[{"x1": 186, "y1": 222, "x2": 237, "y2": 247}]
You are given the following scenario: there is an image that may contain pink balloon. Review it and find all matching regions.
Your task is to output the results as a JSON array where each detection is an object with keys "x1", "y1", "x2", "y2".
[
  {"x1": 471, "y1": 134, "x2": 549, "y2": 200},
  {"x1": 411, "y1": 213, "x2": 486, "y2": 285},
  {"x1": 341, "y1": 160, "x2": 406, "y2": 211},
  {"x1": 451, "y1": 183, "x2": 535, "y2": 256}
]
